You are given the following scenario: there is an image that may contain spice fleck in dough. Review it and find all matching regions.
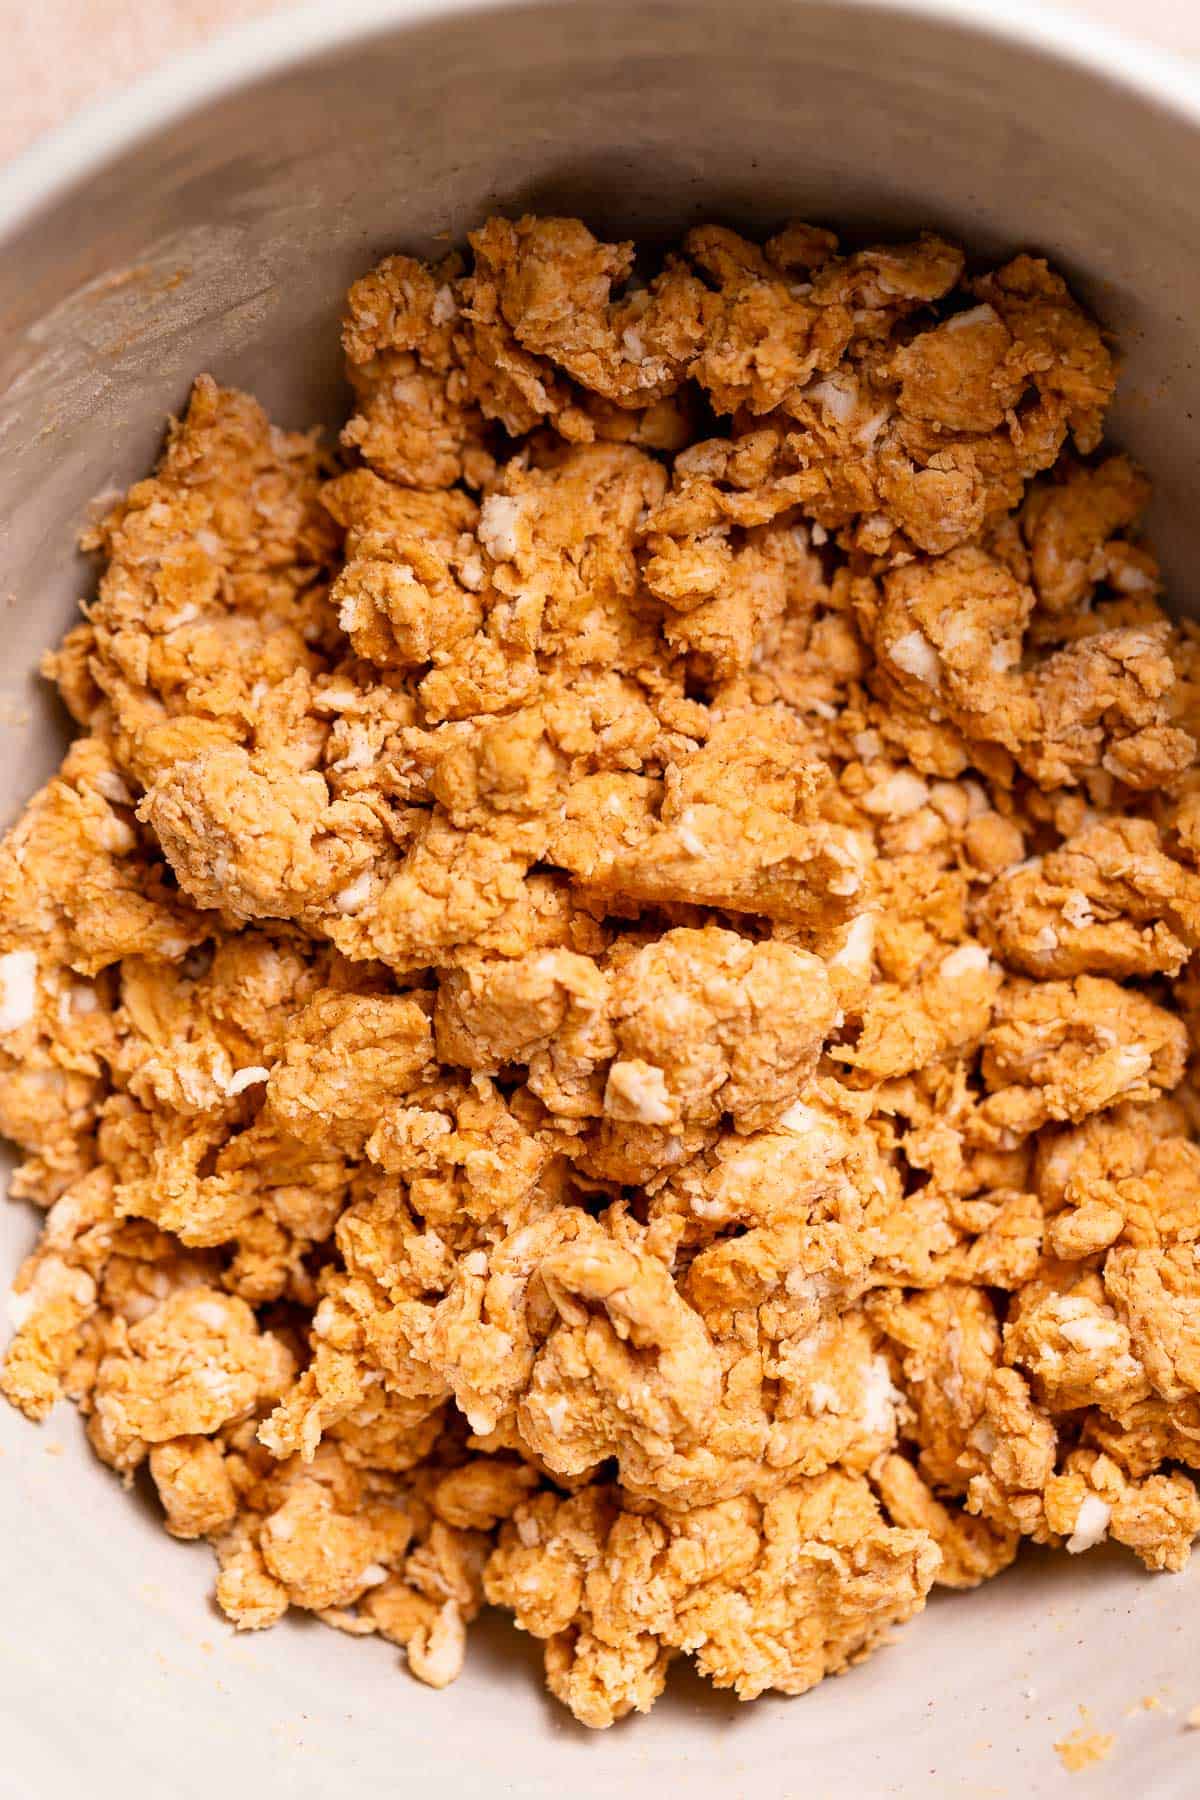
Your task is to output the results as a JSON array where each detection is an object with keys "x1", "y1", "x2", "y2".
[{"x1": 4, "y1": 214, "x2": 1200, "y2": 1728}]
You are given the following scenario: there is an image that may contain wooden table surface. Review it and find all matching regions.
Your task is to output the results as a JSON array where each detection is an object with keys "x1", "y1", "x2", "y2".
[{"x1": 3, "y1": 0, "x2": 1199, "y2": 167}]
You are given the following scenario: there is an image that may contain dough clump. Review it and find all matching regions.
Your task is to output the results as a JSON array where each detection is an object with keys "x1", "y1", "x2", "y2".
[{"x1": 4, "y1": 215, "x2": 1200, "y2": 1727}]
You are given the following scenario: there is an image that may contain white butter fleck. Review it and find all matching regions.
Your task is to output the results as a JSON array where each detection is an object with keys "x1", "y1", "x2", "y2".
[
  {"x1": 458, "y1": 553, "x2": 485, "y2": 591},
  {"x1": 890, "y1": 629, "x2": 941, "y2": 685},
  {"x1": 808, "y1": 1381, "x2": 841, "y2": 1415},
  {"x1": 0, "y1": 950, "x2": 38, "y2": 1033},
  {"x1": 477, "y1": 495, "x2": 524, "y2": 560},
  {"x1": 227, "y1": 1065, "x2": 271, "y2": 1097},
  {"x1": 676, "y1": 808, "x2": 707, "y2": 857},
  {"x1": 192, "y1": 1299, "x2": 231, "y2": 1330},
  {"x1": 338, "y1": 589, "x2": 365, "y2": 632},
  {"x1": 806, "y1": 373, "x2": 859, "y2": 425},
  {"x1": 335, "y1": 871, "x2": 373, "y2": 915},
  {"x1": 94, "y1": 769, "x2": 133, "y2": 805},
  {"x1": 1059, "y1": 1310, "x2": 1123, "y2": 1355},
  {"x1": 939, "y1": 943, "x2": 990, "y2": 981},
  {"x1": 864, "y1": 769, "x2": 928, "y2": 818},
  {"x1": 944, "y1": 303, "x2": 999, "y2": 332},
  {"x1": 778, "y1": 1099, "x2": 822, "y2": 1134},
  {"x1": 1111, "y1": 562, "x2": 1154, "y2": 594},
  {"x1": 605, "y1": 1060, "x2": 674, "y2": 1126},
  {"x1": 6, "y1": 1285, "x2": 34, "y2": 1330},
  {"x1": 829, "y1": 911, "x2": 875, "y2": 974},
  {"x1": 335, "y1": 723, "x2": 374, "y2": 771},
  {"x1": 431, "y1": 284, "x2": 457, "y2": 325},
  {"x1": 1066, "y1": 1493, "x2": 1111, "y2": 1554},
  {"x1": 1112, "y1": 1044, "x2": 1152, "y2": 1083},
  {"x1": 860, "y1": 1356, "x2": 901, "y2": 1436}
]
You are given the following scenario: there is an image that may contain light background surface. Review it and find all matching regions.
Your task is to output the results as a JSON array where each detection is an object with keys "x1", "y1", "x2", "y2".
[
  {"x1": 2, "y1": 6, "x2": 1200, "y2": 1799},
  {"x1": 1, "y1": 0, "x2": 1199, "y2": 164}
]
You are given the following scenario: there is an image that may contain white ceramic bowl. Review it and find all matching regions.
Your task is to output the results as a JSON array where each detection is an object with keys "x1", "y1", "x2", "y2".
[{"x1": 3, "y1": 3, "x2": 1200, "y2": 1793}]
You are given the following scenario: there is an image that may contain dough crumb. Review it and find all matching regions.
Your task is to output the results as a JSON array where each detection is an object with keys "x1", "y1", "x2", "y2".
[{"x1": 1055, "y1": 1727, "x2": 1117, "y2": 1772}]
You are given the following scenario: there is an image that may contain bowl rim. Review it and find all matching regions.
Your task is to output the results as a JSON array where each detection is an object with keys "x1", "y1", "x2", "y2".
[{"x1": 1, "y1": 0, "x2": 1199, "y2": 246}]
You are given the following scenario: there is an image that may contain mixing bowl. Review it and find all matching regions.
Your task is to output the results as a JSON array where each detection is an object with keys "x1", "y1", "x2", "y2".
[{"x1": 2, "y1": 2, "x2": 1199, "y2": 1793}]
